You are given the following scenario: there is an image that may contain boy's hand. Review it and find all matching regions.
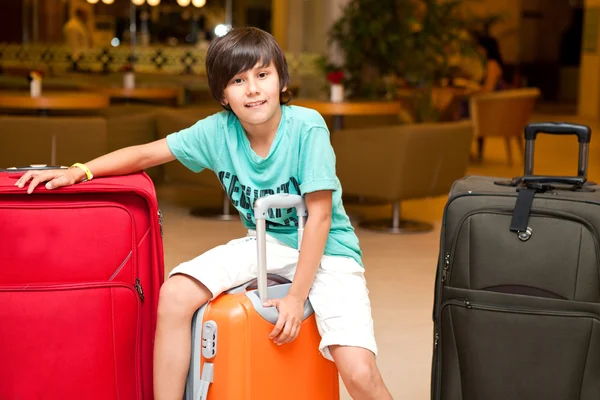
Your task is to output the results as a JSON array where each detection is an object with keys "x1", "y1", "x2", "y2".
[
  {"x1": 15, "y1": 168, "x2": 85, "y2": 194},
  {"x1": 264, "y1": 294, "x2": 305, "y2": 345}
]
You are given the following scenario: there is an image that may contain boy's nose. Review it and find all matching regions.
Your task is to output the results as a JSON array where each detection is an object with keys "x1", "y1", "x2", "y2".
[{"x1": 246, "y1": 79, "x2": 260, "y2": 95}]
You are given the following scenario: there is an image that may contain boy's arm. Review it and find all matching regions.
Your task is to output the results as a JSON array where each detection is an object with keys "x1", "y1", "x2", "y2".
[
  {"x1": 17, "y1": 139, "x2": 176, "y2": 193},
  {"x1": 86, "y1": 138, "x2": 176, "y2": 178},
  {"x1": 288, "y1": 190, "x2": 332, "y2": 300},
  {"x1": 264, "y1": 190, "x2": 332, "y2": 345}
]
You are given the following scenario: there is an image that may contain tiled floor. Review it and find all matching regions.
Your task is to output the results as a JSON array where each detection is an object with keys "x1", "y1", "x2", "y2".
[{"x1": 155, "y1": 111, "x2": 598, "y2": 399}]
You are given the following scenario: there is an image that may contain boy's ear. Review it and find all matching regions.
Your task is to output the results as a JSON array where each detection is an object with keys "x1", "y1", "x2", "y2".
[{"x1": 281, "y1": 85, "x2": 288, "y2": 93}]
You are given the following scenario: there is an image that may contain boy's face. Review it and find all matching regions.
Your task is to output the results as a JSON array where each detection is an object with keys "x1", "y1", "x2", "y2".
[{"x1": 222, "y1": 61, "x2": 286, "y2": 128}]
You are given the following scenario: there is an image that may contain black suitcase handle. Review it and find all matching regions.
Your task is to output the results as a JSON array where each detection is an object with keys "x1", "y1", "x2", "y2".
[
  {"x1": 524, "y1": 122, "x2": 591, "y2": 143},
  {"x1": 523, "y1": 122, "x2": 591, "y2": 186}
]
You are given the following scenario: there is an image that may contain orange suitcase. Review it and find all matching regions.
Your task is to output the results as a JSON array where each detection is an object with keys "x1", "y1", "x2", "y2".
[{"x1": 184, "y1": 194, "x2": 340, "y2": 400}]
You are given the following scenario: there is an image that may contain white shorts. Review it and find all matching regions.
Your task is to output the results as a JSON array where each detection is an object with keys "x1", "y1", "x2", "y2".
[{"x1": 168, "y1": 231, "x2": 378, "y2": 361}]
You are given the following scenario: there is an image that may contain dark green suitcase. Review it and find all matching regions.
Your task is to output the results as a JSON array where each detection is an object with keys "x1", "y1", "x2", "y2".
[{"x1": 431, "y1": 122, "x2": 600, "y2": 400}]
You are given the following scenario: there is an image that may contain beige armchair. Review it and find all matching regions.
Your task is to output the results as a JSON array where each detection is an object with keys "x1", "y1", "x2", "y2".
[
  {"x1": 0, "y1": 116, "x2": 107, "y2": 168},
  {"x1": 155, "y1": 106, "x2": 237, "y2": 220},
  {"x1": 101, "y1": 104, "x2": 166, "y2": 181},
  {"x1": 332, "y1": 120, "x2": 473, "y2": 233},
  {"x1": 470, "y1": 87, "x2": 541, "y2": 164}
]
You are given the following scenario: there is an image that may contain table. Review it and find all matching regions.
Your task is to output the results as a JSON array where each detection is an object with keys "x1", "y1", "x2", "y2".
[
  {"x1": 0, "y1": 91, "x2": 110, "y2": 165},
  {"x1": 0, "y1": 91, "x2": 109, "y2": 111},
  {"x1": 291, "y1": 99, "x2": 404, "y2": 130},
  {"x1": 97, "y1": 87, "x2": 180, "y2": 105},
  {"x1": 396, "y1": 86, "x2": 474, "y2": 121}
]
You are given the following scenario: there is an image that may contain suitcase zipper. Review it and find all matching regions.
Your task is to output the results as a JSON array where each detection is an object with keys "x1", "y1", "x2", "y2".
[
  {"x1": 135, "y1": 278, "x2": 145, "y2": 301},
  {"x1": 158, "y1": 209, "x2": 164, "y2": 238},
  {"x1": 443, "y1": 208, "x2": 600, "y2": 285},
  {"x1": 441, "y1": 253, "x2": 450, "y2": 283},
  {"x1": 441, "y1": 299, "x2": 600, "y2": 320}
]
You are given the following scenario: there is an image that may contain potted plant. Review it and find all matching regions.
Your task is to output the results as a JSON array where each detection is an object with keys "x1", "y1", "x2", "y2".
[
  {"x1": 328, "y1": 0, "x2": 497, "y2": 121},
  {"x1": 316, "y1": 56, "x2": 347, "y2": 102},
  {"x1": 327, "y1": 69, "x2": 345, "y2": 102}
]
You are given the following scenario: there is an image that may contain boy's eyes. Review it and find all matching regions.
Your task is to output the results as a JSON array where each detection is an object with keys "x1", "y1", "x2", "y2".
[{"x1": 230, "y1": 72, "x2": 269, "y2": 84}]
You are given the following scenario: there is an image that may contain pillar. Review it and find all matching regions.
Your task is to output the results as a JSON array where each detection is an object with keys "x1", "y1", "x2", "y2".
[
  {"x1": 272, "y1": 0, "x2": 288, "y2": 50},
  {"x1": 578, "y1": 0, "x2": 600, "y2": 118}
]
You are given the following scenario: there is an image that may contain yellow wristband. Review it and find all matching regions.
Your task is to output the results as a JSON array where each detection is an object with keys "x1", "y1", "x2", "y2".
[{"x1": 69, "y1": 163, "x2": 93, "y2": 181}]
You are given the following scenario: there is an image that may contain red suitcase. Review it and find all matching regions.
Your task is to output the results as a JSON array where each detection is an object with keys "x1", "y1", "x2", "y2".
[{"x1": 0, "y1": 168, "x2": 164, "y2": 400}]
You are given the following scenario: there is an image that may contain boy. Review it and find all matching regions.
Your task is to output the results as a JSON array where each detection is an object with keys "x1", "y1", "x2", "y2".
[{"x1": 16, "y1": 27, "x2": 392, "y2": 400}]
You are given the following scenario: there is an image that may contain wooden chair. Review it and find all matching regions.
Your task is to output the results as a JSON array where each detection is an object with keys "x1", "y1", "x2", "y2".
[{"x1": 469, "y1": 88, "x2": 541, "y2": 164}]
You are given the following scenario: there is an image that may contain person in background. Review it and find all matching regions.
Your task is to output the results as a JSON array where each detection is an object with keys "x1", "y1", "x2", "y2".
[
  {"x1": 63, "y1": 8, "x2": 92, "y2": 63},
  {"x1": 474, "y1": 33, "x2": 507, "y2": 93},
  {"x1": 456, "y1": 32, "x2": 507, "y2": 121}
]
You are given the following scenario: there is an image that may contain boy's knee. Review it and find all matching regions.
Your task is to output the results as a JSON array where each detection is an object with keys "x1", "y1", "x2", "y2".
[
  {"x1": 158, "y1": 275, "x2": 210, "y2": 318},
  {"x1": 344, "y1": 362, "x2": 379, "y2": 393}
]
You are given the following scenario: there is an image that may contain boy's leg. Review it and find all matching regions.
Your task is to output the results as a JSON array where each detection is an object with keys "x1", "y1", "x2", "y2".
[
  {"x1": 154, "y1": 235, "x2": 301, "y2": 400},
  {"x1": 329, "y1": 346, "x2": 392, "y2": 400},
  {"x1": 154, "y1": 237, "x2": 258, "y2": 400},
  {"x1": 308, "y1": 256, "x2": 392, "y2": 400},
  {"x1": 154, "y1": 275, "x2": 211, "y2": 400}
]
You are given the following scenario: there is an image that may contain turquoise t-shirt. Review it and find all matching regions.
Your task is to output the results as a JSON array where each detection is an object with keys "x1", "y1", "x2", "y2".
[{"x1": 165, "y1": 105, "x2": 363, "y2": 267}]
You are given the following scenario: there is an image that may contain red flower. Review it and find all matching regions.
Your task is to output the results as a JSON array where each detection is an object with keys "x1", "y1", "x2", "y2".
[
  {"x1": 27, "y1": 70, "x2": 43, "y2": 82},
  {"x1": 120, "y1": 64, "x2": 134, "y2": 73},
  {"x1": 326, "y1": 70, "x2": 344, "y2": 84}
]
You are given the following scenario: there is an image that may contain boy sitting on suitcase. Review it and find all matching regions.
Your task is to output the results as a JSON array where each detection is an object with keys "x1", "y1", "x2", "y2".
[{"x1": 16, "y1": 27, "x2": 392, "y2": 400}]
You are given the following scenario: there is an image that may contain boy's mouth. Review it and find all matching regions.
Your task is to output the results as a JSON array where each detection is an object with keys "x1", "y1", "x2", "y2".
[{"x1": 245, "y1": 100, "x2": 266, "y2": 108}]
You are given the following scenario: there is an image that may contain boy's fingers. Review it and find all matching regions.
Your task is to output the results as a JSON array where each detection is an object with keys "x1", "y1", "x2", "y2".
[
  {"x1": 269, "y1": 316, "x2": 285, "y2": 339},
  {"x1": 46, "y1": 174, "x2": 68, "y2": 190},
  {"x1": 25, "y1": 172, "x2": 54, "y2": 193},
  {"x1": 288, "y1": 320, "x2": 301, "y2": 343},
  {"x1": 27, "y1": 177, "x2": 42, "y2": 194},
  {"x1": 289, "y1": 324, "x2": 301, "y2": 343},
  {"x1": 16, "y1": 171, "x2": 33, "y2": 187},
  {"x1": 276, "y1": 322, "x2": 292, "y2": 344}
]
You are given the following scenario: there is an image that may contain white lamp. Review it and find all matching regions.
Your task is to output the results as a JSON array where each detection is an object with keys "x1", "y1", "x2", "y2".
[
  {"x1": 87, "y1": 0, "x2": 100, "y2": 4},
  {"x1": 102, "y1": 0, "x2": 115, "y2": 4},
  {"x1": 177, "y1": 0, "x2": 191, "y2": 6},
  {"x1": 131, "y1": 0, "x2": 145, "y2": 5},
  {"x1": 214, "y1": 24, "x2": 231, "y2": 37},
  {"x1": 192, "y1": 0, "x2": 206, "y2": 7},
  {"x1": 147, "y1": 0, "x2": 161, "y2": 5}
]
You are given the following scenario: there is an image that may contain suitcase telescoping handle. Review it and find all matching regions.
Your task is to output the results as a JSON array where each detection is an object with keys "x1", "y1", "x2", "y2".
[
  {"x1": 0, "y1": 165, "x2": 66, "y2": 172},
  {"x1": 523, "y1": 122, "x2": 591, "y2": 186},
  {"x1": 254, "y1": 193, "x2": 307, "y2": 303}
]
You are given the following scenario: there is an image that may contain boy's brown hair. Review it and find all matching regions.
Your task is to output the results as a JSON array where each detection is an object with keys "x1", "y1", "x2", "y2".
[{"x1": 205, "y1": 27, "x2": 291, "y2": 110}]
